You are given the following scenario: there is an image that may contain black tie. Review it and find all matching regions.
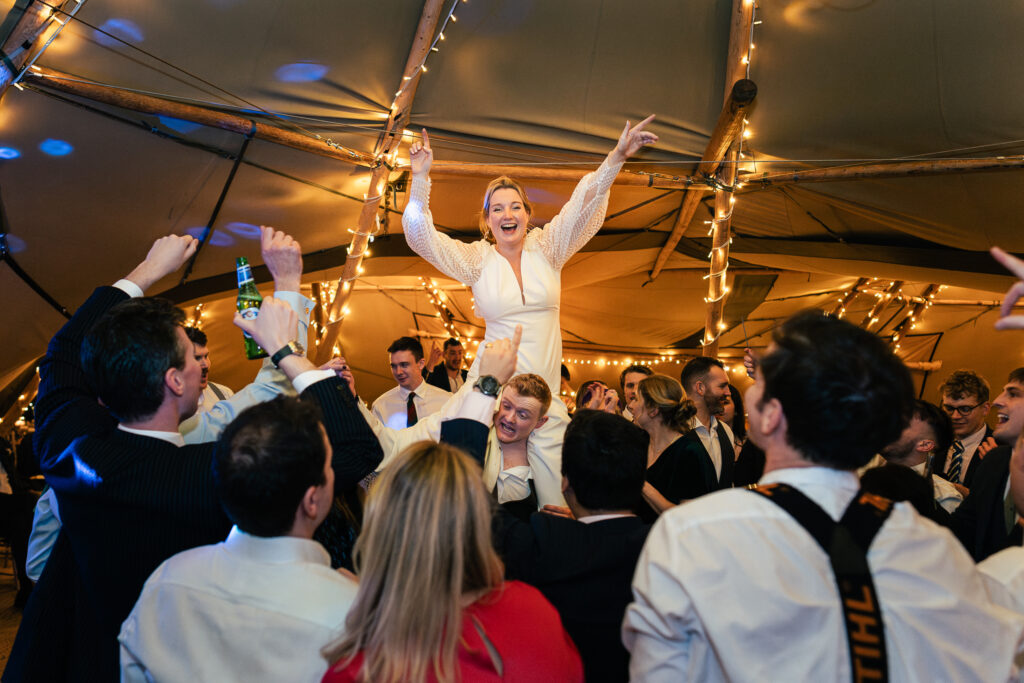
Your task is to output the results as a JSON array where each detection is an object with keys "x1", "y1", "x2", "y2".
[{"x1": 406, "y1": 392, "x2": 418, "y2": 427}]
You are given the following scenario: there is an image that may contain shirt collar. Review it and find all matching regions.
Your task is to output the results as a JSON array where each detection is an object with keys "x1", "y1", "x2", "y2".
[
  {"x1": 692, "y1": 414, "x2": 718, "y2": 433},
  {"x1": 398, "y1": 379, "x2": 425, "y2": 399},
  {"x1": 117, "y1": 425, "x2": 185, "y2": 447},
  {"x1": 760, "y1": 466, "x2": 860, "y2": 493},
  {"x1": 958, "y1": 424, "x2": 988, "y2": 451},
  {"x1": 223, "y1": 526, "x2": 332, "y2": 566}
]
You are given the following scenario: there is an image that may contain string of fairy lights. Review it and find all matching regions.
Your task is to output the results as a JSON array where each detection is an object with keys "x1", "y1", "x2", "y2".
[
  {"x1": 388, "y1": 0, "x2": 466, "y2": 115},
  {"x1": 829, "y1": 278, "x2": 945, "y2": 351},
  {"x1": 10, "y1": 1, "x2": 86, "y2": 90},
  {"x1": 700, "y1": 0, "x2": 759, "y2": 349}
]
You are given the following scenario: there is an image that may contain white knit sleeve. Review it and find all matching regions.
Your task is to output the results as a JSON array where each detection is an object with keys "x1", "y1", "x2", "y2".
[
  {"x1": 534, "y1": 156, "x2": 624, "y2": 269},
  {"x1": 402, "y1": 174, "x2": 484, "y2": 285}
]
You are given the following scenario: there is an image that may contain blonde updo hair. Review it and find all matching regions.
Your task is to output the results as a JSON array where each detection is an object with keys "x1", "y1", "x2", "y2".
[
  {"x1": 321, "y1": 441, "x2": 504, "y2": 683},
  {"x1": 479, "y1": 176, "x2": 533, "y2": 243},
  {"x1": 637, "y1": 374, "x2": 697, "y2": 433}
]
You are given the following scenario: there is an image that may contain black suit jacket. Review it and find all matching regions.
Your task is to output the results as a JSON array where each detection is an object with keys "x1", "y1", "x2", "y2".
[
  {"x1": 948, "y1": 445, "x2": 1023, "y2": 562},
  {"x1": 933, "y1": 425, "x2": 993, "y2": 489},
  {"x1": 440, "y1": 417, "x2": 650, "y2": 683},
  {"x1": 4, "y1": 286, "x2": 382, "y2": 683},
  {"x1": 681, "y1": 423, "x2": 734, "y2": 490},
  {"x1": 425, "y1": 362, "x2": 467, "y2": 392}
]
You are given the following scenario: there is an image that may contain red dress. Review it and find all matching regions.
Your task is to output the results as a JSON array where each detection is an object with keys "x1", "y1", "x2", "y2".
[{"x1": 322, "y1": 581, "x2": 583, "y2": 682}]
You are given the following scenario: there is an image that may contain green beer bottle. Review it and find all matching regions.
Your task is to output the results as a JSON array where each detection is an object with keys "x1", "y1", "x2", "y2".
[{"x1": 236, "y1": 256, "x2": 268, "y2": 359}]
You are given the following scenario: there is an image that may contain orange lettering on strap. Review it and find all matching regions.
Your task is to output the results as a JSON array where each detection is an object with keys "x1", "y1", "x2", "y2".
[
  {"x1": 852, "y1": 659, "x2": 885, "y2": 682},
  {"x1": 844, "y1": 584, "x2": 875, "y2": 613},
  {"x1": 858, "y1": 493, "x2": 892, "y2": 514}
]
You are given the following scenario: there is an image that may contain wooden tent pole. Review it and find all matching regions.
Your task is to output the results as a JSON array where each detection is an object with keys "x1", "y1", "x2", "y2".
[
  {"x1": 314, "y1": 0, "x2": 445, "y2": 363},
  {"x1": 860, "y1": 280, "x2": 903, "y2": 329},
  {"x1": 830, "y1": 277, "x2": 869, "y2": 318},
  {"x1": 649, "y1": 0, "x2": 756, "y2": 282},
  {"x1": 649, "y1": 79, "x2": 756, "y2": 282},
  {"x1": 26, "y1": 66, "x2": 376, "y2": 166},
  {"x1": 701, "y1": 147, "x2": 739, "y2": 357}
]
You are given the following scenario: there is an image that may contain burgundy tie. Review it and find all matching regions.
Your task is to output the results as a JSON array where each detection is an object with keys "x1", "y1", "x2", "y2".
[{"x1": 406, "y1": 392, "x2": 418, "y2": 427}]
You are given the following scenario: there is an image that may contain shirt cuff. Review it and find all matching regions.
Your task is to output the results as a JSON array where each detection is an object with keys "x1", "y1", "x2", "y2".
[
  {"x1": 273, "y1": 290, "x2": 314, "y2": 317},
  {"x1": 451, "y1": 390, "x2": 497, "y2": 426},
  {"x1": 292, "y1": 369, "x2": 335, "y2": 395},
  {"x1": 113, "y1": 279, "x2": 144, "y2": 298}
]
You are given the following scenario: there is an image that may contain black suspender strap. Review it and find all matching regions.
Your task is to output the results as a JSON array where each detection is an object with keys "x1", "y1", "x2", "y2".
[
  {"x1": 208, "y1": 382, "x2": 227, "y2": 401},
  {"x1": 752, "y1": 483, "x2": 893, "y2": 683}
]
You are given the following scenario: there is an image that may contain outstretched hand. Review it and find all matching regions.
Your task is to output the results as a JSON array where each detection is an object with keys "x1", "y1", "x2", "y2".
[
  {"x1": 612, "y1": 115, "x2": 658, "y2": 163},
  {"x1": 478, "y1": 325, "x2": 522, "y2": 385},
  {"x1": 409, "y1": 128, "x2": 433, "y2": 176},
  {"x1": 125, "y1": 235, "x2": 198, "y2": 292},
  {"x1": 261, "y1": 226, "x2": 302, "y2": 293},
  {"x1": 992, "y1": 247, "x2": 1024, "y2": 330},
  {"x1": 321, "y1": 356, "x2": 357, "y2": 397}
]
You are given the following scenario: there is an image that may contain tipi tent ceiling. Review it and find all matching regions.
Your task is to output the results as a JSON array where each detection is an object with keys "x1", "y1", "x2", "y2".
[{"x1": 1, "y1": 0, "x2": 1023, "y2": 402}]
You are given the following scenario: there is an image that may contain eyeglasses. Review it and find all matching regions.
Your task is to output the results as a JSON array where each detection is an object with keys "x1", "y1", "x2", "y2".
[{"x1": 940, "y1": 402, "x2": 985, "y2": 416}]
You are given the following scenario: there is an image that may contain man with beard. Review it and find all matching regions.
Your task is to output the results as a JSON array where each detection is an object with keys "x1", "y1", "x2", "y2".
[
  {"x1": 680, "y1": 357, "x2": 734, "y2": 488},
  {"x1": 873, "y1": 399, "x2": 961, "y2": 513},
  {"x1": 425, "y1": 337, "x2": 468, "y2": 393},
  {"x1": 619, "y1": 364, "x2": 652, "y2": 421},
  {"x1": 949, "y1": 368, "x2": 1024, "y2": 560}
]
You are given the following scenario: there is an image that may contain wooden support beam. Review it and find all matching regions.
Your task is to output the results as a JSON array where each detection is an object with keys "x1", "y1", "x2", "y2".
[
  {"x1": 860, "y1": 280, "x2": 903, "y2": 328},
  {"x1": 0, "y1": 1, "x2": 66, "y2": 99},
  {"x1": 418, "y1": 162, "x2": 716, "y2": 190},
  {"x1": 891, "y1": 284, "x2": 938, "y2": 351},
  {"x1": 830, "y1": 277, "x2": 869, "y2": 318},
  {"x1": 649, "y1": 79, "x2": 756, "y2": 282},
  {"x1": 649, "y1": 0, "x2": 756, "y2": 282},
  {"x1": 26, "y1": 66, "x2": 376, "y2": 166},
  {"x1": 739, "y1": 156, "x2": 1024, "y2": 190},
  {"x1": 314, "y1": 0, "x2": 446, "y2": 363},
  {"x1": 701, "y1": 149, "x2": 739, "y2": 358},
  {"x1": 905, "y1": 360, "x2": 942, "y2": 372}
]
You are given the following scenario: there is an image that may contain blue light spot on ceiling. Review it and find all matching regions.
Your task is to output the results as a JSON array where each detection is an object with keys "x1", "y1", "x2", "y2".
[
  {"x1": 94, "y1": 18, "x2": 144, "y2": 48},
  {"x1": 3, "y1": 234, "x2": 26, "y2": 253},
  {"x1": 275, "y1": 62, "x2": 329, "y2": 83},
  {"x1": 39, "y1": 139, "x2": 73, "y2": 156},
  {"x1": 225, "y1": 222, "x2": 262, "y2": 239},
  {"x1": 185, "y1": 227, "x2": 235, "y2": 247},
  {"x1": 158, "y1": 116, "x2": 202, "y2": 134},
  {"x1": 0, "y1": 147, "x2": 20, "y2": 159}
]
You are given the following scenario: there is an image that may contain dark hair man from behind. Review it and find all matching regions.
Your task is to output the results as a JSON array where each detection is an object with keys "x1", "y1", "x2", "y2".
[
  {"x1": 386, "y1": 335, "x2": 424, "y2": 360},
  {"x1": 562, "y1": 409, "x2": 647, "y2": 513},
  {"x1": 184, "y1": 326, "x2": 208, "y2": 347},
  {"x1": 758, "y1": 311, "x2": 912, "y2": 468},
  {"x1": 625, "y1": 310, "x2": 1024, "y2": 681},
  {"x1": 497, "y1": 409, "x2": 651, "y2": 683},
  {"x1": 214, "y1": 396, "x2": 329, "y2": 537},
  {"x1": 81, "y1": 297, "x2": 188, "y2": 422}
]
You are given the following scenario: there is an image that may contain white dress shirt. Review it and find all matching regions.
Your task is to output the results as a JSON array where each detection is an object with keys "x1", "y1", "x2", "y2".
[
  {"x1": 195, "y1": 382, "x2": 235, "y2": 414},
  {"x1": 119, "y1": 527, "x2": 357, "y2": 683},
  {"x1": 979, "y1": 546, "x2": 1024, "y2": 614},
  {"x1": 911, "y1": 461, "x2": 963, "y2": 513},
  {"x1": 371, "y1": 379, "x2": 451, "y2": 429},
  {"x1": 624, "y1": 466, "x2": 1024, "y2": 682},
  {"x1": 690, "y1": 414, "x2": 734, "y2": 478}
]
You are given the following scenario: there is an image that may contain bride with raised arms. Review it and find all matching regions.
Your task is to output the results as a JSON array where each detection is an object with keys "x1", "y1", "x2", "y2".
[{"x1": 403, "y1": 116, "x2": 658, "y2": 507}]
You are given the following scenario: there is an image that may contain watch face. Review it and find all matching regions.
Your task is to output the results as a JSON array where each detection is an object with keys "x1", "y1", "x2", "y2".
[{"x1": 477, "y1": 376, "x2": 500, "y2": 395}]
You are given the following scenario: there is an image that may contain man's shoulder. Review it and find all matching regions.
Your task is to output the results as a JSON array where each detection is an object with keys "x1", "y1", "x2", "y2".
[
  {"x1": 418, "y1": 381, "x2": 451, "y2": 399},
  {"x1": 371, "y1": 386, "x2": 401, "y2": 408}
]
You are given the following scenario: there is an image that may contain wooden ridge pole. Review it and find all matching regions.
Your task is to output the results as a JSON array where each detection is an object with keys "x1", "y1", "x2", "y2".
[
  {"x1": 416, "y1": 162, "x2": 717, "y2": 190},
  {"x1": 649, "y1": 0, "x2": 756, "y2": 282},
  {"x1": 0, "y1": 0, "x2": 70, "y2": 99},
  {"x1": 740, "y1": 156, "x2": 1024, "y2": 190},
  {"x1": 26, "y1": 66, "x2": 375, "y2": 166},
  {"x1": 314, "y1": 0, "x2": 446, "y2": 363}
]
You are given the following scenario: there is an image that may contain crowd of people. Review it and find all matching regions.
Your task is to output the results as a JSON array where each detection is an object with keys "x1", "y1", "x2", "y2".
[{"x1": 5, "y1": 117, "x2": 1024, "y2": 682}]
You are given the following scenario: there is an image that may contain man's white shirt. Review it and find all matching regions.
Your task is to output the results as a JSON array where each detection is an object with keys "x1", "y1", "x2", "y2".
[{"x1": 371, "y1": 379, "x2": 450, "y2": 429}]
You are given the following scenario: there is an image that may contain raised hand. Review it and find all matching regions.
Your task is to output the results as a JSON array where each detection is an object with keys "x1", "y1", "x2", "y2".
[
  {"x1": 992, "y1": 247, "x2": 1024, "y2": 330},
  {"x1": 611, "y1": 115, "x2": 658, "y2": 163},
  {"x1": 261, "y1": 226, "x2": 302, "y2": 293},
  {"x1": 320, "y1": 357, "x2": 358, "y2": 397},
  {"x1": 125, "y1": 235, "x2": 198, "y2": 292},
  {"x1": 478, "y1": 325, "x2": 522, "y2": 385},
  {"x1": 233, "y1": 296, "x2": 298, "y2": 359},
  {"x1": 742, "y1": 347, "x2": 758, "y2": 379},
  {"x1": 599, "y1": 388, "x2": 621, "y2": 415},
  {"x1": 409, "y1": 128, "x2": 433, "y2": 176},
  {"x1": 427, "y1": 342, "x2": 442, "y2": 370}
]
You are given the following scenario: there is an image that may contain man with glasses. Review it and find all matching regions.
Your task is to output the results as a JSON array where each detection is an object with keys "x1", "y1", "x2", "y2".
[{"x1": 933, "y1": 370, "x2": 992, "y2": 492}]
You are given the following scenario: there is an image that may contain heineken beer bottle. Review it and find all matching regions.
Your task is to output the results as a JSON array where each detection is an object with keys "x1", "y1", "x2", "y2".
[{"x1": 236, "y1": 256, "x2": 268, "y2": 359}]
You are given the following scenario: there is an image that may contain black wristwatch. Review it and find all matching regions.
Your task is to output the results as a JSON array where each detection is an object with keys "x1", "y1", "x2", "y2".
[
  {"x1": 270, "y1": 340, "x2": 304, "y2": 368},
  {"x1": 473, "y1": 375, "x2": 502, "y2": 397}
]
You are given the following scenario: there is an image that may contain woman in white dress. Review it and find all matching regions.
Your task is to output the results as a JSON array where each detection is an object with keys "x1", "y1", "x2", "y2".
[{"x1": 403, "y1": 118, "x2": 657, "y2": 506}]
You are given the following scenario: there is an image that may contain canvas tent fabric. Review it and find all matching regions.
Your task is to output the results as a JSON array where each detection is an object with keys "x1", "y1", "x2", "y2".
[{"x1": 0, "y1": 0, "x2": 1022, "y2": 410}]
